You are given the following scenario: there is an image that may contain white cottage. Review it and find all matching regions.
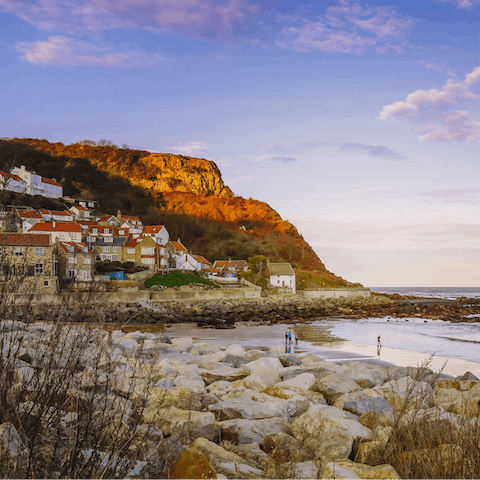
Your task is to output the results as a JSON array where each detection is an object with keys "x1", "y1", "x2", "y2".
[{"x1": 268, "y1": 262, "x2": 296, "y2": 294}]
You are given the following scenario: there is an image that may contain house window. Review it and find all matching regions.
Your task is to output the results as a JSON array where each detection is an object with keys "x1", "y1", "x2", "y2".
[
  {"x1": 14, "y1": 247, "x2": 24, "y2": 256},
  {"x1": 83, "y1": 257, "x2": 91, "y2": 265},
  {"x1": 68, "y1": 257, "x2": 77, "y2": 264},
  {"x1": 35, "y1": 263, "x2": 44, "y2": 275},
  {"x1": 105, "y1": 228, "x2": 110, "y2": 233},
  {"x1": 44, "y1": 280, "x2": 49, "y2": 286},
  {"x1": 112, "y1": 254, "x2": 119, "y2": 261},
  {"x1": 104, "y1": 237, "x2": 113, "y2": 242},
  {"x1": 92, "y1": 228, "x2": 98, "y2": 235},
  {"x1": 102, "y1": 246, "x2": 110, "y2": 253},
  {"x1": 141, "y1": 247, "x2": 154, "y2": 255},
  {"x1": 127, "y1": 248, "x2": 135, "y2": 254},
  {"x1": 112, "y1": 247, "x2": 118, "y2": 252},
  {"x1": 35, "y1": 247, "x2": 44, "y2": 256},
  {"x1": 119, "y1": 230, "x2": 124, "y2": 235},
  {"x1": 68, "y1": 269, "x2": 76, "y2": 278},
  {"x1": 141, "y1": 257, "x2": 155, "y2": 265}
]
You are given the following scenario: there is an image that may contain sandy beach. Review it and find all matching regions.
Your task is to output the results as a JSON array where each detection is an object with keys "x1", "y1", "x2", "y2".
[{"x1": 166, "y1": 320, "x2": 480, "y2": 379}]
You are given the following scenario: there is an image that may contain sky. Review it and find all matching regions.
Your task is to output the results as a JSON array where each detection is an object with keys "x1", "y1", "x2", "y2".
[{"x1": 1, "y1": 0, "x2": 480, "y2": 287}]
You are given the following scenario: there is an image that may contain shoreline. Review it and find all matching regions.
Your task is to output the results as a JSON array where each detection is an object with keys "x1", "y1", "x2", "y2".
[{"x1": 166, "y1": 320, "x2": 480, "y2": 379}]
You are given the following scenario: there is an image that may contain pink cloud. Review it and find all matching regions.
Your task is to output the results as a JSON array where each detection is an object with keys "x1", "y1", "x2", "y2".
[
  {"x1": 0, "y1": 0, "x2": 259, "y2": 37},
  {"x1": 379, "y1": 79, "x2": 477, "y2": 121},
  {"x1": 412, "y1": 110, "x2": 480, "y2": 143},
  {"x1": 277, "y1": 2, "x2": 413, "y2": 54},
  {"x1": 379, "y1": 64, "x2": 480, "y2": 142},
  {"x1": 15, "y1": 35, "x2": 164, "y2": 66}
]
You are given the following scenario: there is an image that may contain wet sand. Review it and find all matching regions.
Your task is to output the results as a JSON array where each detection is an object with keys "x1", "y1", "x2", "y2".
[{"x1": 166, "y1": 321, "x2": 480, "y2": 379}]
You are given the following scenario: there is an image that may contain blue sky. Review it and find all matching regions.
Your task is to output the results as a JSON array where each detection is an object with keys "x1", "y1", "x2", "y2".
[{"x1": 2, "y1": 0, "x2": 480, "y2": 287}]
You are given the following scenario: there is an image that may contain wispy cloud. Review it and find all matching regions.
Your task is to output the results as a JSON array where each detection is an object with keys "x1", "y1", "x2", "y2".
[
  {"x1": 447, "y1": 0, "x2": 480, "y2": 9},
  {"x1": 15, "y1": 35, "x2": 164, "y2": 66},
  {"x1": 342, "y1": 142, "x2": 404, "y2": 158},
  {"x1": 172, "y1": 141, "x2": 209, "y2": 156},
  {"x1": 276, "y1": 2, "x2": 413, "y2": 54},
  {"x1": 417, "y1": 60, "x2": 455, "y2": 78},
  {"x1": 379, "y1": 64, "x2": 480, "y2": 142},
  {"x1": 0, "y1": 0, "x2": 259, "y2": 38}
]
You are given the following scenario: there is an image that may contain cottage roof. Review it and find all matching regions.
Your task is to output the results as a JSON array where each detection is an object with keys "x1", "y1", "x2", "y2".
[
  {"x1": 58, "y1": 241, "x2": 92, "y2": 254},
  {"x1": 143, "y1": 225, "x2": 165, "y2": 234},
  {"x1": 171, "y1": 240, "x2": 187, "y2": 252},
  {"x1": 268, "y1": 262, "x2": 295, "y2": 276},
  {"x1": 70, "y1": 205, "x2": 90, "y2": 212},
  {"x1": 41, "y1": 210, "x2": 72, "y2": 217},
  {"x1": 0, "y1": 171, "x2": 25, "y2": 182},
  {"x1": 92, "y1": 237, "x2": 128, "y2": 246},
  {"x1": 41, "y1": 177, "x2": 61, "y2": 187},
  {"x1": 0, "y1": 233, "x2": 50, "y2": 247},
  {"x1": 16, "y1": 210, "x2": 42, "y2": 219},
  {"x1": 29, "y1": 222, "x2": 81, "y2": 233},
  {"x1": 194, "y1": 254, "x2": 211, "y2": 265}
]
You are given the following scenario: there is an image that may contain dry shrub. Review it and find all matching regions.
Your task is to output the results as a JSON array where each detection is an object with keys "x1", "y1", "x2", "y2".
[
  {"x1": 0, "y1": 286, "x2": 167, "y2": 479},
  {"x1": 360, "y1": 358, "x2": 480, "y2": 479}
]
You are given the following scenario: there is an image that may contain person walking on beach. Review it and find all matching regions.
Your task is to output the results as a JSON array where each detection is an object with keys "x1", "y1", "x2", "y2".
[
  {"x1": 285, "y1": 331, "x2": 288, "y2": 343},
  {"x1": 377, "y1": 335, "x2": 381, "y2": 356},
  {"x1": 288, "y1": 331, "x2": 292, "y2": 344}
]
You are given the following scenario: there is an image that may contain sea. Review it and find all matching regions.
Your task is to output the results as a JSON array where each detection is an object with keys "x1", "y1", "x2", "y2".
[{"x1": 166, "y1": 287, "x2": 480, "y2": 378}]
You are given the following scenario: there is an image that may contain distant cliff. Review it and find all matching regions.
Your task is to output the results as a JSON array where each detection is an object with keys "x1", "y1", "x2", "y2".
[{"x1": 0, "y1": 138, "x2": 355, "y2": 287}]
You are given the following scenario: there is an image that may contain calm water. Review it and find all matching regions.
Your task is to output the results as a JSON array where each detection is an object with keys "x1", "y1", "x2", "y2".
[{"x1": 370, "y1": 286, "x2": 480, "y2": 300}]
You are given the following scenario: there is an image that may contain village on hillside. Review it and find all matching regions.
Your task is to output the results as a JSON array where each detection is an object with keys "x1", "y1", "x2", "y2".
[{"x1": 0, "y1": 166, "x2": 297, "y2": 294}]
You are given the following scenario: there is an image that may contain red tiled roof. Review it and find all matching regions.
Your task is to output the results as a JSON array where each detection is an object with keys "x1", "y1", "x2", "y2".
[
  {"x1": 70, "y1": 205, "x2": 90, "y2": 211},
  {"x1": 0, "y1": 171, "x2": 25, "y2": 182},
  {"x1": 58, "y1": 241, "x2": 93, "y2": 254},
  {"x1": 41, "y1": 210, "x2": 72, "y2": 217},
  {"x1": 0, "y1": 233, "x2": 50, "y2": 247},
  {"x1": 172, "y1": 241, "x2": 187, "y2": 252},
  {"x1": 41, "y1": 177, "x2": 61, "y2": 187},
  {"x1": 124, "y1": 239, "x2": 140, "y2": 248},
  {"x1": 17, "y1": 210, "x2": 43, "y2": 219},
  {"x1": 29, "y1": 222, "x2": 81, "y2": 233},
  {"x1": 143, "y1": 225, "x2": 164, "y2": 234},
  {"x1": 194, "y1": 255, "x2": 211, "y2": 265}
]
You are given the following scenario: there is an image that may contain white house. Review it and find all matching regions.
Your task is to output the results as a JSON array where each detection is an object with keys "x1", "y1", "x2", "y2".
[
  {"x1": 69, "y1": 205, "x2": 91, "y2": 220},
  {"x1": 268, "y1": 262, "x2": 296, "y2": 294},
  {"x1": 11, "y1": 166, "x2": 63, "y2": 198},
  {"x1": 176, "y1": 252, "x2": 199, "y2": 271},
  {"x1": 0, "y1": 171, "x2": 27, "y2": 193},
  {"x1": 143, "y1": 225, "x2": 169, "y2": 245},
  {"x1": 27, "y1": 221, "x2": 82, "y2": 243}
]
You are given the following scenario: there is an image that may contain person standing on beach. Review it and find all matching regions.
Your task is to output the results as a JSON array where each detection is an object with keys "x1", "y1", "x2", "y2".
[{"x1": 377, "y1": 335, "x2": 381, "y2": 356}]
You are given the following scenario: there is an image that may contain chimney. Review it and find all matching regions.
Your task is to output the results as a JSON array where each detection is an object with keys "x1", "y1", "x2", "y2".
[
  {"x1": 117, "y1": 209, "x2": 121, "y2": 218},
  {"x1": 52, "y1": 221, "x2": 56, "y2": 228}
]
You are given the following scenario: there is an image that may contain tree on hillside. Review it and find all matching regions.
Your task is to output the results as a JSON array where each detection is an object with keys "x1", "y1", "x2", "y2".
[{"x1": 248, "y1": 255, "x2": 269, "y2": 274}]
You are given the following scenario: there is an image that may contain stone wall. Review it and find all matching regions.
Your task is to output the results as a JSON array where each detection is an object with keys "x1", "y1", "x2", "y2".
[{"x1": 302, "y1": 288, "x2": 371, "y2": 299}]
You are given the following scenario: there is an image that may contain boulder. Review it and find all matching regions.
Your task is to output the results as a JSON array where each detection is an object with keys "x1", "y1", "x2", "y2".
[
  {"x1": 374, "y1": 376, "x2": 435, "y2": 411},
  {"x1": 264, "y1": 385, "x2": 327, "y2": 404},
  {"x1": 145, "y1": 407, "x2": 215, "y2": 436},
  {"x1": 219, "y1": 417, "x2": 290, "y2": 446},
  {"x1": 315, "y1": 373, "x2": 362, "y2": 403},
  {"x1": 167, "y1": 447, "x2": 217, "y2": 479},
  {"x1": 199, "y1": 367, "x2": 249, "y2": 385},
  {"x1": 223, "y1": 354, "x2": 250, "y2": 368},
  {"x1": 278, "y1": 355, "x2": 302, "y2": 367},
  {"x1": 358, "y1": 411, "x2": 391, "y2": 432},
  {"x1": 224, "y1": 344, "x2": 247, "y2": 356},
  {"x1": 343, "y1": 397, "x2": 394, "y2": 416},
  {"x1": 0, "y1": 423, "x2": 29, "y2": 468},
  {"x1": 206, "y1": 381, "x2": 234, "y2": 398},
  {"x1": 456, "y1": 371, "x2": 479, "y2": 381},
  {"x1": 191, "y1": 438, "x2": 264, "y2": 479},
  {"x1": 322, "y1": 459, "x2": 401, "y2": 479},
  {"x1": 343, "y1": 362, "x2": 387, "y2": 388},
  {"x1": 172, "y1": 336, "x2": 194, "y2": 346},
  {"x1": 160, "y1": 333, "x2": 172, "y2": 344},
  {"x1": 195, "y1": 343, "x2": 221, "y2": 355},
  {"x1": 190, "y1": 424, "x2": 221, "y2": 443},
  {"x1": 244, "y1": 357, "x2": 284, "y2": 373},
  {"x1": 237, "y1": 371, "x2": 281, "y2": 391},
  {"x1": 435, "y1": 379, "x2": 480, "y2": 417},
  {"x1": 275, "y1": 373, "x2": 316, "y2": 391}
]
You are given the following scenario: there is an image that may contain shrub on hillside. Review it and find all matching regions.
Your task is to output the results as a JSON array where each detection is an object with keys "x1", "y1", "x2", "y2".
[{"x1": 145, "y1": 271, "x2": 218, "y2": 289}]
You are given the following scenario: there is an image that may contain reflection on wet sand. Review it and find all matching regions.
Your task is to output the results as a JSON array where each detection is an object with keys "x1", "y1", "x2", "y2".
[{"x1": 293, "y1": 322, "x2": 346, "y2": 346}]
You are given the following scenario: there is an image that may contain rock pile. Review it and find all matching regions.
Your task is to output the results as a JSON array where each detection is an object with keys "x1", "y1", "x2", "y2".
[{"x1": 3, "y1": 319, "x2": 480, "y2": 478}]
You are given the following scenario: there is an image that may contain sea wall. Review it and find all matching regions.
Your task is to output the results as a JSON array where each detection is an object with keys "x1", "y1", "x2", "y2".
[{"x1": 302, "y1": 288, "x2": 371, "y2": 299}]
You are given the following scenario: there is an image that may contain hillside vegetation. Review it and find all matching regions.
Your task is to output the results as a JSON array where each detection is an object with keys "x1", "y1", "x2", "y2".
[{"x1": 0, "y1": 138, "x2": 356, "y2": 287}]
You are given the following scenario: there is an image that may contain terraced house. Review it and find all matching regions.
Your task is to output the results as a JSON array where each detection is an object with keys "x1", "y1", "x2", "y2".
[
  {"x1": 123, "y1": 235, "x2": 167, "y2": 269},
  {"x1": 0, "y1": 233, "x2": 56, "y2": 293},
  {"x1": 56, "y1": 241, "x2": 94, "y2": 281}
]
